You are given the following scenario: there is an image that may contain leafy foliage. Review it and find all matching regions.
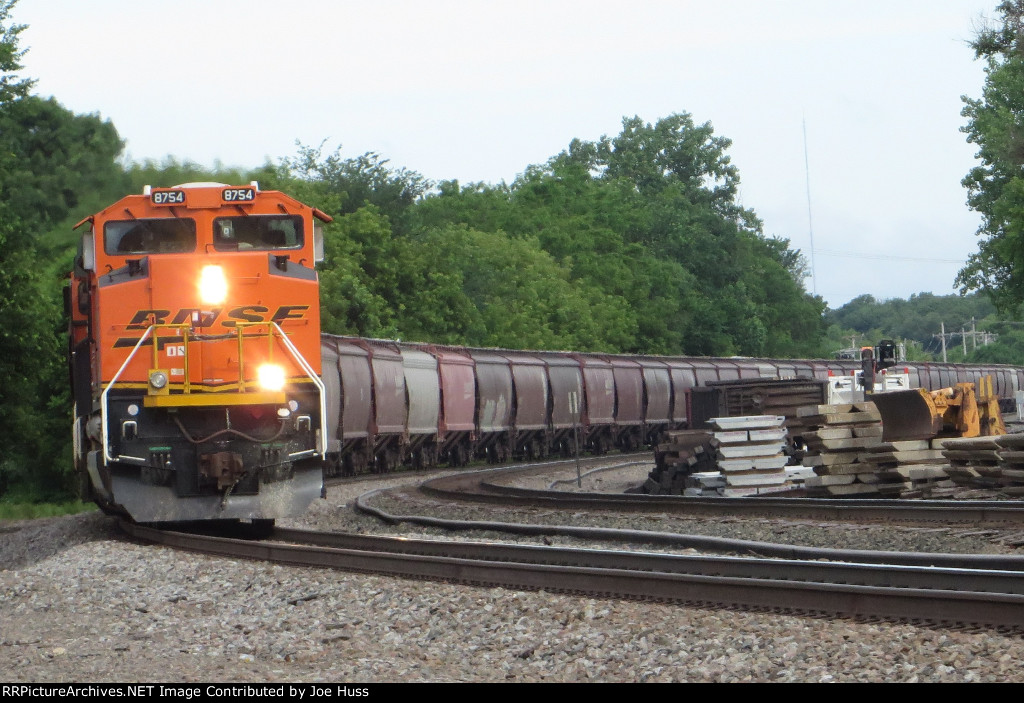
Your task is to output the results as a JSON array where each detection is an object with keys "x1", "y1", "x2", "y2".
[
  {"x1": 0, "y1": 0, "x2": 29, "y2": 105},
  {"x1": 957, "y1": 1, "x2": 1024, "y2": 315},
  {"x1": 0, "y1": 4, "x2": 125, "y2": 501},
  {"x1": 406, "y1": 114, "x2": 825, "y2": 356}
]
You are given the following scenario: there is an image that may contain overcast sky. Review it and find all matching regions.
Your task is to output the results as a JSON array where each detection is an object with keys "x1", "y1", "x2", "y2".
[{"x1": 12, "y1": 0, "x2": 1002, "y2": 309}]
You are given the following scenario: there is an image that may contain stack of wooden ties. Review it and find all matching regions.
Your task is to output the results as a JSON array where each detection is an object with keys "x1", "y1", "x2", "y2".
[
  {"x1": 798, "y1": 402, "x2": 885, "y2": 496},
  {"x1": 857, "y1": 439, "x2": 950, "y2": 497},
  {"x1": 644, "y1": 430, "x2": 719, "y2": 495},
  {"x1": 941, "y1": 435, "x2": 1024, "y2": 496}
]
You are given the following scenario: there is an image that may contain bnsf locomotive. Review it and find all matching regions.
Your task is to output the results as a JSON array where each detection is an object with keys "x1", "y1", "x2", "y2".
[{"x1": 68, "y1": 182, "x2": 332, "y2": 523}]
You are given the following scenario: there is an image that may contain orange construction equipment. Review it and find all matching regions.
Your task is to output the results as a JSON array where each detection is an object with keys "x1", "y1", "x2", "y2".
[{"x1": 872, "y1": 376, "x2": 1007, "y2": 442}]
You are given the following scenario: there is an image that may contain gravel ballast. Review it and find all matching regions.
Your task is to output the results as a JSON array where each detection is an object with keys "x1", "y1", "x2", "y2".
[{"x1": 3, "y1": 466, "x2": 1024, "y2": 683}]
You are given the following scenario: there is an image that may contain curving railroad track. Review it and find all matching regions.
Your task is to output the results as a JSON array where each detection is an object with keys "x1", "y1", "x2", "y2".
[{"x1": 121, "y1": 455, "x2": 1024, "y2": 632}]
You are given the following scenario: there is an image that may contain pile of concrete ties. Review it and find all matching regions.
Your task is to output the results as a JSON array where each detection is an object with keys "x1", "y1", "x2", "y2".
[
  {"x1": 941, "y1": 434, "x2": 1024, "y2": 496},
  {"x1": 709, "y1": 415, "x2": 792, "y2": 497},
  {"x1": 798, "y1": 402, "x2": 886, "y2": 497}
]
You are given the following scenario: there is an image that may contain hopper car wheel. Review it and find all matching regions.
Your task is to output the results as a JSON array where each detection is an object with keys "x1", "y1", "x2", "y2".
[
  {"x1": 341, "y1": 455, "x2": 355, "y2": 477},
  {"x1": 522, "y1": 442, "x2": 535, "y2": 461}
]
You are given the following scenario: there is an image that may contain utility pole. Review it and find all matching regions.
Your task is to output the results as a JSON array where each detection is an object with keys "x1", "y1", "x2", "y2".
[
  {"x1": 941, "y1": 322, "x2": 947, "y2": 363},
  {"x1": 962, "y1": 326, "x2": 967, "y2": 357}
]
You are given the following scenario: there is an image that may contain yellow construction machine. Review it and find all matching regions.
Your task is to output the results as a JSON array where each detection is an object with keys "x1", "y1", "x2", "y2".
[{"x1": 872, "y1": 376, "x2": 1007, "y2": 442}]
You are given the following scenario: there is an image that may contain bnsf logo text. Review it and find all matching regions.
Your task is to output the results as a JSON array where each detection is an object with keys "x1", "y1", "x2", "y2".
[{"x1": 113, "y1": 305, "x2": 309, "y2": 348}]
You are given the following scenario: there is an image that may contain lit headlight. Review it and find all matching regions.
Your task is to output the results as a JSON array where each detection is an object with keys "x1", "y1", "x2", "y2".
[
  {"x1": 199, "y1": 265, "x2": 228, "y2": 305},
  {"x1": 257, "y1": 364, "x2": 286, "y2": 392}
]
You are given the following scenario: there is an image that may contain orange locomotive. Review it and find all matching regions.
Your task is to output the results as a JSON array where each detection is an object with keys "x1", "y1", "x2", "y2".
[{"x1": 67, "y1": 182, "x2": 332, "y2": 524}]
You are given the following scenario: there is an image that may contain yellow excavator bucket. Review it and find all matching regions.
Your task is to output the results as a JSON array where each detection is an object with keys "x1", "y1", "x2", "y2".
[
  {"x1": 872, "y1": 389, "x2": 945, "y2": 442},
  {"x1": 873, "y1": 377, "x2": 1005, "y2": 442}
]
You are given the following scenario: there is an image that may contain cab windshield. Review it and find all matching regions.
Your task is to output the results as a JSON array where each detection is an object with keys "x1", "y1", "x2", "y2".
[
  {"x1": 212, "y1": 215, "x2": 303, "y2": 251},
  {"x1": 104, "y1": 218, "x2": 197, "y2": 255}
]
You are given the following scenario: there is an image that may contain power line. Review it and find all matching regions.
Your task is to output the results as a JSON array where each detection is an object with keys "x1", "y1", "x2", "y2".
[{"x1": 815, "y1": 249, "x2": 964, "y2": 264}]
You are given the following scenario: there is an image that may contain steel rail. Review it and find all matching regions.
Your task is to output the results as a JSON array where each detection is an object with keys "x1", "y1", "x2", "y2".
[
  {"x1": 353, "y1": 489, "x2": 1024, "y2": 569},
  {"x1": 418, "y1": 466, "x2": 1024, "y2": 525},
  {"x1": 270, "y1": 527, "x2": 1024, "y2": 594},
  {"x1": 121, "y1": 521, "x2": 1024, "y2": 630}
]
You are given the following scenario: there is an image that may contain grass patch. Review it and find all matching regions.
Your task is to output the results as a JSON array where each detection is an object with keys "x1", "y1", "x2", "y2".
[{"x1": 0, "y1": 500, "x2": 97, "y2": 521}]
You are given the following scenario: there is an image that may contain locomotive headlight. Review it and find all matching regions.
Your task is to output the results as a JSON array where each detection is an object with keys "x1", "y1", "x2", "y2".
[
  {"x1": 149, "y1": 370, "x2": 168, "y2": 389},
  {"x1": 199, "y1": 265, "x2": 228, "y2": 305},
  {"x1": 257, "y1": 363, "x2": 286, "y2": 392}
]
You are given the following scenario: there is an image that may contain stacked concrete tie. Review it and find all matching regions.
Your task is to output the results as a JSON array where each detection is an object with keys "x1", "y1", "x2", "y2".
[{"x1": 709, "y1": 415, "x2": 792, "y2": 497}]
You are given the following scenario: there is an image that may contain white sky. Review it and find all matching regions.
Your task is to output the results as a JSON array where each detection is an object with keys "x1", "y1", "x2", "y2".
[{"x1": 12, "y1": 0, "x2": 1001, "y2": 309}]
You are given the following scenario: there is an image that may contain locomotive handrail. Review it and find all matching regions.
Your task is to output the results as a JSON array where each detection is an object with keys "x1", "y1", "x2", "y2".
[
  {"x1": 268, "y1": 321, "x2": 328, "y2": 457},
  {"x1": 100, "y1": 321, "x2": 327, "y2": 464},
  {"x1": 101, "y1": 325, "x2": 156, "y2": 464}
]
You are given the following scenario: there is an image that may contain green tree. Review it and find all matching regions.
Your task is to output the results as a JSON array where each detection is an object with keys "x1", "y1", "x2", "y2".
[
  {"x1": 408, "y1": 114, "x2": 825, "y2": 357},
  {"x1": 0, "y1": 0, "x2": 30, "y2": 105},
  {"x1": 284, "y1": 142, "x2": 430, "y2": 234},
  {"x1": 0, "y1": 3, "x2": 125, "y2": 501},
  {"x1": 957, "y1": 0, "x2": 1024, "y2": 314},
  {"x1": 0, "y1": 95, "x2": 124, "y2": 230}
]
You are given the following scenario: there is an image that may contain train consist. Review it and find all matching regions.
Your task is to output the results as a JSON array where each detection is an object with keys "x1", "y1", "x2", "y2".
[
  {"x1": 320, "y1": 336, "x2": 1024, "y2": 476},
  {"x1": 68, "y1": 182, "x2": 332, "y2": 523},
  {"x1": 67, "y1": 183, "x2": 1024, "y2": 523}
]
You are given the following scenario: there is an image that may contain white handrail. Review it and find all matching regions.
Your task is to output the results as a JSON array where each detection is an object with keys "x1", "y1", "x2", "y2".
[
  {"x1": 100, "y1": 323, "x2": 327, "y2": 464},
  {"x1": 101, "y1": 326, "x2": 155, "y2": 464}
]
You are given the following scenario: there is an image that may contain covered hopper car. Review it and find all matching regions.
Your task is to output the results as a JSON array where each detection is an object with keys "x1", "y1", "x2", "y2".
[{"x1": 318, "y1": 334, "x2": 1024, "y2": 475}]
